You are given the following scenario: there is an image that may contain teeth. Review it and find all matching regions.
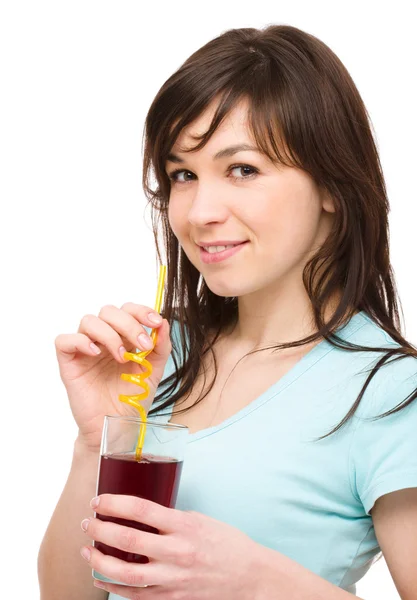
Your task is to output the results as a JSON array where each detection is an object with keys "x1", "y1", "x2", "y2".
[{"x1": 203, "y1": 245, "x2": 236, "y2": 253}]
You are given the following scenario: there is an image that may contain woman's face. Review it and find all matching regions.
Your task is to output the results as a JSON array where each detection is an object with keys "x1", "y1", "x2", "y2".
[{"x1": 166, "y1": 98, "x2": 335, "y2": 299}]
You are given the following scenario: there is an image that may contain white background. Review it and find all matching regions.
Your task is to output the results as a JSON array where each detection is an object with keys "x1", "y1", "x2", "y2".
[{"x1": 1, "y1": 1, "x2": 415, "y2": 598}]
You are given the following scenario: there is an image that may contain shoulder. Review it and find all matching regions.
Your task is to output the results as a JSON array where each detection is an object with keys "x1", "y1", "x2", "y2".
[
  {"x1": 342, "y1": 311, "x2": 403, "y2": 349},
  {"x1": 329, "y1": 311, "x2": 417, "y2": 418}
]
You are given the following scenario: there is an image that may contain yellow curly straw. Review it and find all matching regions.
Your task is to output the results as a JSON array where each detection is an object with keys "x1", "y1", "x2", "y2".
[{"x1": 118, "y1": 265, "x2": 166, "y2": 461}]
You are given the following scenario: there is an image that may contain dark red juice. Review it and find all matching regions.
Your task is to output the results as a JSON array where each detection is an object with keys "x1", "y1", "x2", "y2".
[{"x1": 94, "y1": 452, "x2": 183, "y2": 563}]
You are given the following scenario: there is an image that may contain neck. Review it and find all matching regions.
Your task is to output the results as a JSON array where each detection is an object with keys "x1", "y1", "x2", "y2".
[{"x1": 225, "y1": 280, "x2": 346, "y2": 350}]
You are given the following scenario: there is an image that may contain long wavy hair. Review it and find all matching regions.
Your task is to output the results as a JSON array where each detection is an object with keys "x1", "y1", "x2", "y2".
[{"x1": 142, "y1": 24, "x2": 417, "y2": 440}]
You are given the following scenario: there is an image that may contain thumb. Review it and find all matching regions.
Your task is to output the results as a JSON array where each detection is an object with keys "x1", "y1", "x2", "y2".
[{"x1": 152, "y1": 318, "x2": 172, "y2": 360}]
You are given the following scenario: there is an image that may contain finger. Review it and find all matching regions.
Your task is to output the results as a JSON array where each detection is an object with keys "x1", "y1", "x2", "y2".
[
  {"x1": 83, "y1": 517, "x2": 187, "y2": 564},
  {"x1": 98, "y1": 304, "x2": 161, "y2": 353},
  {"x1": 77, "y1": 313, "x2": 136, "y2": 363},
  {"x1": 93, "y1": 494, "x2": 190, "y2": 534},
  {"x1": 120, "y1": 302, "x2": 164, "y2": 331},
  {"x1": 78, "y1": 315, "x2": 126, "y2": 363},
  {"x1": 55, "y1": 332, "x2": 104, "y2": 361},
  {"x1": 81, "y1": 544, "x2": 168, "y2": 587},
  {"x1": 93, "y1": 579, "x2": 158, "y2": 596},
  {"x1": 121, "y1": 303, "x2": 171, "y2": 358}
]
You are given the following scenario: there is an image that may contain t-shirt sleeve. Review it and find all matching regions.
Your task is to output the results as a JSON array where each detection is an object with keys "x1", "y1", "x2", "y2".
[{"x1": 350, "y1": 357, "x2": 417, "y2": 515}]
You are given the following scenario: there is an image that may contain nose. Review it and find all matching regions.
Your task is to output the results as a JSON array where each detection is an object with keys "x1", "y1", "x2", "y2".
[{"x1": 187, "y1": 184, "x2": 229, "y2": 227}]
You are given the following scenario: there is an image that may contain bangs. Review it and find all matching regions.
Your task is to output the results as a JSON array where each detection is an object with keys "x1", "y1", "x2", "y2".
[{"x1": 162, "y1": 86, "x2": 301, "y2": 173}]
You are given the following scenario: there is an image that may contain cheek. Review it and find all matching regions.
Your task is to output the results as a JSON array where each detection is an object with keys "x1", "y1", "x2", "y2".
[
  {"x1": 167, "y1": 201, "x2": 196, "y2": 260},
  {"x1": 167, "y1": 202, "x2": 183, "y2": 239},
  {"x1": 260, "y1": 197, "x2": 322, "y2": 256}
]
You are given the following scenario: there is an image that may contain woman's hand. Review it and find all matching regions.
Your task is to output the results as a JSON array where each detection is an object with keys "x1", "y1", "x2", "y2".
[
  {"x1": 55, "y1": 303, "x2": 172, "y2": 451},
  {"x1": 80, "y1": 494, "x2": 261, "y2": 599}
]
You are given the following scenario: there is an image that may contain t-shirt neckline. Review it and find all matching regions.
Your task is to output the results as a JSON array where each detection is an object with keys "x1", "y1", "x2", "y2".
[{"x1": 163, "y1": 311, "x2": 368, "y2": 442}]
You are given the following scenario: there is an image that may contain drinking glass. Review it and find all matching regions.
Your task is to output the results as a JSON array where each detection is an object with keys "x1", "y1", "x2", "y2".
[{"x1": 92, "y1": 415, "x2": 188, "y2": 586}]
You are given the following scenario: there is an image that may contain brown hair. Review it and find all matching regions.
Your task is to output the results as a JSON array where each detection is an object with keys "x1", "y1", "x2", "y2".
[{"x1": 142, "y1": 24, "x2": 417, "y2": 439}]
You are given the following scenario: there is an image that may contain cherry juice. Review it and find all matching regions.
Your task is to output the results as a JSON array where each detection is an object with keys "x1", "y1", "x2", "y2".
[{"x1": 94, "y1": 452, "x2": 183, "y2": 563}]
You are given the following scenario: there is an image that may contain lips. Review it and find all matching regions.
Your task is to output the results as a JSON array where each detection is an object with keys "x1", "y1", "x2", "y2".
[
  {"x1": 197, "y1": 240, "x2": 248, "y2": 248},
  {"x1": 199, "y1": 241, "x2": 248, "y2": 264}
]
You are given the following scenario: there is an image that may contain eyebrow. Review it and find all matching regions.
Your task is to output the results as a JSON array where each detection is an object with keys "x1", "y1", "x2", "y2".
[{"x1": 166, "y1": 143, "x2": 261, "y2": 164}]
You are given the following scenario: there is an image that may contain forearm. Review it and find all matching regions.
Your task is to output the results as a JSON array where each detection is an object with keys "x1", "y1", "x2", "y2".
[
  {"x1": 38, "y1": 439, "x2": 107, "y2": 600},
  {"x1": 254, "y1": 544, "x2": 364, "y2": 600}
]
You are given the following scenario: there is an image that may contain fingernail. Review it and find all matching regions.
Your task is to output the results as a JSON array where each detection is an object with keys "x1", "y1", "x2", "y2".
[
  {"x1": 80, "y1": 547, "x2": 91, "y2": 561},
  {"x1": 148, "y1": 312, "x2": 162, "y2": 324},
  {"x1": 94, "y1": 580, "x2": 106, "y2": 589},
  {"x1": 90, "y1": 496, "x2": 100, "y2": 508},
  {"x1": 81, "y1": 518, "x2": 90, "y2": 532},
  {"x1": 119, "y1": 345, "x2": 127, "y2": 359},
  {"x1": 138, "y1": 333, "x2": 153, "y2": 349},
  {"x1": 90, "y1": 343, "x2": 101, "y2": 355}
]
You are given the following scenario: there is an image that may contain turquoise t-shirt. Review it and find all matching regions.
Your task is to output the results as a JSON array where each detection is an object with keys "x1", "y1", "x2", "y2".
[{"x1": 109, "y1": 311, "x2": 417, "y2": 597}]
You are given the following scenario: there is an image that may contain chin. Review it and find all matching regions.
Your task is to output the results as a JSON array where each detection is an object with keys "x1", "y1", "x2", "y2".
[{"x1": 202, "y1": 276, "x2": 253, "y2": 298}]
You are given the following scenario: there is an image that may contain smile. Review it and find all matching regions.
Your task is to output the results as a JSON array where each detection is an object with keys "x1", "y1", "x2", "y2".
[{"x1": 199, "y1": 241, "x2": 249, "y2": 264}]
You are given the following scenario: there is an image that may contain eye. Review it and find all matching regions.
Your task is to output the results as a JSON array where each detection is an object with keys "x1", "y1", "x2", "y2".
[
  {"x1": 228, "y1": 164, "x2": 258, "y2": 181},
  {"x1": 167, "y1": 164, "x2": 259, "y2": 185},
  {"x1": 168, "y1": 169, "x2": 195, "y2": 184}
]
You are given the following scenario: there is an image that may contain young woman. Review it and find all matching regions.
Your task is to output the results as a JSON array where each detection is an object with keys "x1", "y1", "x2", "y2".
[{"x1": 38, "y1": 24, "x2": 417, "y2": 600}]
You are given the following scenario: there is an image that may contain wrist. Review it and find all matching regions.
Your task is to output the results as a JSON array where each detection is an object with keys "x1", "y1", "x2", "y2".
[
  {"x1": 250, "y1": 544, "x2": 358, "y2": 600},
  {"x1": 250, "y1": 544, "x2": 308, "y2": 600},
  {"x1": 73, "y1": 436, "x2": 101, "y2": 460}
]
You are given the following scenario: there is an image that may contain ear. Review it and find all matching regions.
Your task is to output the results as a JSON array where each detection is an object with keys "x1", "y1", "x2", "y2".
[{"x1": 321, "y1": 188, "x2": 336, "y2": 214}]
